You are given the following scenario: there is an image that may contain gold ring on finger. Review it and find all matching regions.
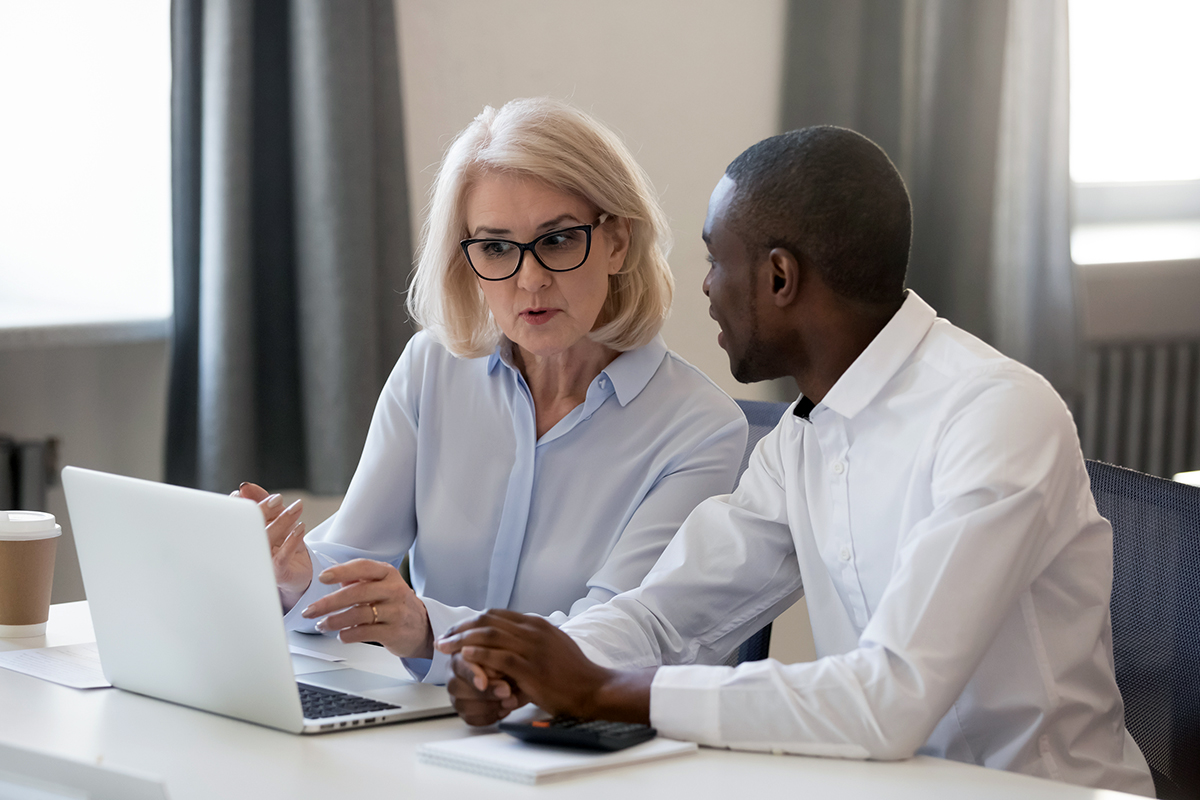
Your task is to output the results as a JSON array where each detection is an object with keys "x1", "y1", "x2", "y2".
[{"x1": 370, "y1": 603, "x2": 379, "y2": 625}]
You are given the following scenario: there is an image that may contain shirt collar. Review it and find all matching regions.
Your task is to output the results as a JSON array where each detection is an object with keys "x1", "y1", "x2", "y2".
[
  {"x1": 602, "y1": 335, "x2": 668, "y2": 406},
  {"x1": 817, "y1": 290, "x2": 937, "y2": 420},
  {"x1": 485, "y1": 334, "x2": 668, "y2": 407},
  {"x1": 486, "y1": 337, "x2": 515, "y2": 375}
]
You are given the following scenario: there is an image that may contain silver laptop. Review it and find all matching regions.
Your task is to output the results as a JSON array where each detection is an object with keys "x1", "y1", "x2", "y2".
[{"x1": 61, "y1": 466, "x2": 454, "y2": 734}]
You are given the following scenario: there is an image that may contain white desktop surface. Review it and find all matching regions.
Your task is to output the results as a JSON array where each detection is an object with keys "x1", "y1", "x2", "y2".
[{"x1": 0, "y1": 602, "x2": 1139, "y2": 800}]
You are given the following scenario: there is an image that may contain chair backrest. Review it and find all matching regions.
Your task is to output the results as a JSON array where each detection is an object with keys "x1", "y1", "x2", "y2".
[
  {"x1": 729, "y1": 400, "x2": 792, "y2": 665},
  {"x1": 1087, "y1": 460, "x2": 1200, "y2": 799}
]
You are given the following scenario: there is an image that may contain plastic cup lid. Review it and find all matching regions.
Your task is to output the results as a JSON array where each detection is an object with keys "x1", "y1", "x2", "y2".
[{"x1": 0, "y1": 510, "x2": 62, "y2": 540}]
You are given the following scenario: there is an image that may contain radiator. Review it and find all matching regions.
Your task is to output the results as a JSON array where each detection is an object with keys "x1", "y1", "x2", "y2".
[{"x1": 1080, "y1": 340, "x2": 1200, "y2": 477}]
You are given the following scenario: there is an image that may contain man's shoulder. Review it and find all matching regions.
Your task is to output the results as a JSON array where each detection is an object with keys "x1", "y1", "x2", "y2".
[
  {"x1": 916, "y1": 319, "x2": 1014, "y2": 376},
  {"x1": 911, "y1": 320, "x2": 1073, "y2": 434},
  {"x1": 917, "y1": 319, "x2": 1055, "y2": 391}
]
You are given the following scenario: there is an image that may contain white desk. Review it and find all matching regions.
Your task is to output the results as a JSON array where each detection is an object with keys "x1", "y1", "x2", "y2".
[{"x1": 0, "y1": 603, "x2": 1138, "y2": 800}]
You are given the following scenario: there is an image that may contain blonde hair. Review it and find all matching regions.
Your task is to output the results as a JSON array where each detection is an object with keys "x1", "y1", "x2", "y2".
[{"x1": 406, "y1": 98, "x2": 674, "y2": 358}]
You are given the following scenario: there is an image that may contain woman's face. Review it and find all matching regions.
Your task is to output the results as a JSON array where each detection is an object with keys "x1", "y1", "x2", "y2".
[{"x1": 464, "y1": 172, "x2": 628, "y2": 360}]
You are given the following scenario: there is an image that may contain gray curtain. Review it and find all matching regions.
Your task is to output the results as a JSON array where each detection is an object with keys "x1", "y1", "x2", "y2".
[
  {"x1": 168, "y1": 0, "x2": 414, "y2": 494},
  {"x1": 781, "y1": 0, "x2": 1076, "y2": 402}
]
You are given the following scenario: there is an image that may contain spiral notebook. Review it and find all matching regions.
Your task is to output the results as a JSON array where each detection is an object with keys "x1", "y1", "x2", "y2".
[{"x1": 416, "y1": 732, "x2": 697, "y2": 784}]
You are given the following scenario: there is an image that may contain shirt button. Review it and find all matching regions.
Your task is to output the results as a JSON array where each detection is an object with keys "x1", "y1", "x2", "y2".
[
  {"x1": 598, "y1": 378, "x2": 608, "y2": 389},
  {"x1": 831, "y1": 461, "x2": 845, "y2": 475},
  {"x1": 839, "y1": 546, "x2": 852, "y2": 562}
]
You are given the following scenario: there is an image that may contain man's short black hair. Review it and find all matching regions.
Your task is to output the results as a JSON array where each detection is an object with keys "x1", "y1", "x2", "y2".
[{"x1": 724, "y1": 126, "x2": 911, "y2": 305}]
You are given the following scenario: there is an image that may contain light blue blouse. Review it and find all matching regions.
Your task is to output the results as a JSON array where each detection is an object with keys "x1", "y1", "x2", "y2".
[{"x1": 284, "y1": 330, "x2": 747, "y2": 683}]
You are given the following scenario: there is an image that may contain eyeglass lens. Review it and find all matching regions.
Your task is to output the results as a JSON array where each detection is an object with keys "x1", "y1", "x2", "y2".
[{"x1": 466, "y1": 227, "x2": 590, "y2": 280}]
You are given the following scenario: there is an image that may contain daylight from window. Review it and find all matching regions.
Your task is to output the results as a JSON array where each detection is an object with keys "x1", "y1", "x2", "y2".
[
  {"x1": 1070, "y1": 0, "x2": 1200, "y2": 184},
  {"x1": 1069, "y1": 0, "x2": 1200, "y2": 264},
  {"x1": 0, "y1": 1, "x2": 171, "y2": 329}
]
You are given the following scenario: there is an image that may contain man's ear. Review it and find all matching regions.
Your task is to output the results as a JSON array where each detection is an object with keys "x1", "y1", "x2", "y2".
[{"x1": 766, "y1": 247, "x2": 801, "y2": 307}]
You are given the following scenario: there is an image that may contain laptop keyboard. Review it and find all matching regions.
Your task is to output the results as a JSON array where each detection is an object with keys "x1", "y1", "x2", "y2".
[{"x1": 298, "y1": 682, "x2": 401, "y2": 720}]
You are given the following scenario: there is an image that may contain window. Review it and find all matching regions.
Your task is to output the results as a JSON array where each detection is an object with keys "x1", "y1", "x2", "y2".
[
  {"x1": 0, "y1": 1, "x2": 171, "y2": 338},
  {"x1": 1069, "y1": 0, "x2": 1200, "y2": 265}
]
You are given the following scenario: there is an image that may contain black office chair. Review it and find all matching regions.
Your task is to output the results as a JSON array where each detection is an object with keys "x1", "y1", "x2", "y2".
[
  {"x1": 728, "y1": 399, "x2": 793, "y2": 665},
  {"x1": 1087, "y1": 460, "x2": 1200, "y2": 800}
]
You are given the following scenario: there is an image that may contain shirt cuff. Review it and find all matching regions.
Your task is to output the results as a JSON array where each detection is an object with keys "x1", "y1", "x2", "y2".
[
  {"x1": 649, "y1": 664, "x2": 730, "y2": 746},
  {"x1": 401, "y1": 656, "x2": 433, "y2": 681},
  {"x1": 404, "y1": 596, "x2": 474, "y2": 685},
  {"x1": 281, "y1": 545, "x2": 339, "y2": 633}
]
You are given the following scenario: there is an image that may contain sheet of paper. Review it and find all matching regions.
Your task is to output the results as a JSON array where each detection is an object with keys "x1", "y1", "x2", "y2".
[
  {"x1": 0, "y1": 643, "x2": 110, "y2": 689},
  {"x1": 0, "y1": 641, "x2": 344, "y2": 690},
  {"x1": 287, "y1": 644, "x2": 345, "y2": 663}
]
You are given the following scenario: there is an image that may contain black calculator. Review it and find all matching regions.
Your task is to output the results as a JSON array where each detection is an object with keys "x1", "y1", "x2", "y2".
[{"x1": 499, "y1": 716, "x2": 658, "y2": 751}]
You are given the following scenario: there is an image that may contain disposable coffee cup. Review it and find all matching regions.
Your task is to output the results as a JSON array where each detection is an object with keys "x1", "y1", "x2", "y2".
[{"x1": 0, "y1": 510, "x2": 62, "y2": 637}]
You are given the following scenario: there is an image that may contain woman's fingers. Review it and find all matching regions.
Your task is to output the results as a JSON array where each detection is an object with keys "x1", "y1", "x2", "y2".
[
  {"x1": 264, "y1": 498, "x2": 303, "y2": 550},
  {"x1": 260, "y1": 494, "x2": 287, "y2": 526},
  {"x1": 238, "y1": 482, "x2": 270, "y2": 502},
  {"x1": 231, "y1": 484, "x2": 300, "y2": 555},
  {"x1": 275, "y1": 521, "x2": 307, "y2": 567},
  {"x1": 302, "y1": 581, "x2": 377, "y2": 620},
  {"x1": 313, "y1": 602, "x2": 375, "y2": 635},
  {"x1": 301, "y1": 560, "x2": 398, "y2": 620},
  {"x1": 304, "y1": 561, "x2": 435, "y2": 659},
  {"x1": 233, "y1": 482, "x2": 284, "y2": 526},
  {"x1": 317, "y1": 558, "x2": 391, "y2": 586}
]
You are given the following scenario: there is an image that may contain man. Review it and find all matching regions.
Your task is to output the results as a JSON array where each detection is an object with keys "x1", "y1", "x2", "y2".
[{"x1": 436, "y1": 127, "x2": 1155, "y2": 796}]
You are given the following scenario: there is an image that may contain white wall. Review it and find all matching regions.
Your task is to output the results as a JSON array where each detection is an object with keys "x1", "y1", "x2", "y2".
[{"x1": 396, "y1": 0, "x2": 790, "y2": 401}]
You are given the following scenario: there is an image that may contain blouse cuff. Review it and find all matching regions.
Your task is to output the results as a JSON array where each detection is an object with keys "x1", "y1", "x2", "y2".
[
  {"x1": 281, "y1": 545, "x2": 339, "y2": 633},
  {"x1": 404, "y1": 596, "x2": 475, "y2": 685}
]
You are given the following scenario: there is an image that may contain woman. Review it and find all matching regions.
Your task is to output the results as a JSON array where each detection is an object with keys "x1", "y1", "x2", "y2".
[{"x1": 240, "y1": 98, "x2": 747, "y2": 684}]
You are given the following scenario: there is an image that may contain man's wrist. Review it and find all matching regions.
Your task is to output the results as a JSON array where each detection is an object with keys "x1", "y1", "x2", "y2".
[{"x1": 588, "y1": 666, "x2": 657, "y2": 724}]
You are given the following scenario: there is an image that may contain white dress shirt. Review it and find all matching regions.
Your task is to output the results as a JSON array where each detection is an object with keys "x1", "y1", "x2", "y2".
[
  {"x1": 563, "y1": 291, "x2": 1155, "y2": 796},
  {"x1": 284, "y1": 330, "x2": 747, "y2": 684}
]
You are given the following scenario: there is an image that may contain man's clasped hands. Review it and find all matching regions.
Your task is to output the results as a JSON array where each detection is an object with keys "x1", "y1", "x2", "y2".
[{"x1": 435, "y1": 610, "x2": 658, "y2": 727}]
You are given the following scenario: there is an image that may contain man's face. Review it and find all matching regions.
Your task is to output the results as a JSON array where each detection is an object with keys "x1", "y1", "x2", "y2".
[{"x1": 702, "y1": 175, "x2": 778, "y2": 383}]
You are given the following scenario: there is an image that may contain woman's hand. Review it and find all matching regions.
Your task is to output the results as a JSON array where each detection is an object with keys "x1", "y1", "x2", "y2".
[
  {"x1": 232, "y1": 483, "x2": 312, "y2": 610},
  {"x1": 300, "y1": 559, "x2": 435, "y2": 660}
]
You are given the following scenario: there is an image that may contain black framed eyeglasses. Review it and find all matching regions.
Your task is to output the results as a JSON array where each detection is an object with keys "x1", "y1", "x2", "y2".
[{"x1": 460, "y1": 214, "x2": 610, "y2": 281}]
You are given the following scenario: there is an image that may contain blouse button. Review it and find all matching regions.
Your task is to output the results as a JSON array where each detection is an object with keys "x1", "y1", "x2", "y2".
[
  {"x1": 598, "y1": 378, "x2": 608, "y2": 389},
  {"x1": 831, "y1": 461, "x2": 845, "y2": 475},
  {"x1": 839, "y1": 546, "x2": 852, "y2": 562}
]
